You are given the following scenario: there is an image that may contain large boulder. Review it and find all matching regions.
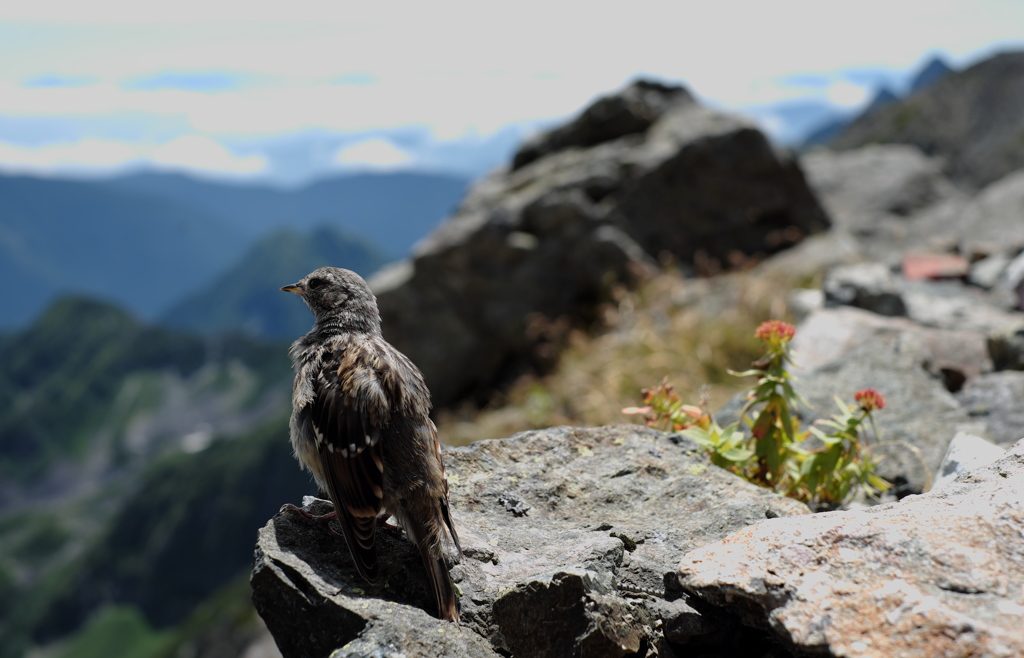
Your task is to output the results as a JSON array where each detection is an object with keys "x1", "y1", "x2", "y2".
[
  {"x1": 675, "y1": 438, "x2": 1024, "y2": 657},
  {"x1": 372, "y1": 81, "x2": 828, "y2": 406},
  {"x1": 251, "y1": 425, "x2": 809, "y2": 657}
]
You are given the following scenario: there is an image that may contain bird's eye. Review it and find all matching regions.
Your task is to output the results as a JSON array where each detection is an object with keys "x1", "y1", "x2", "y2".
[{"x1": 307, "y1": 278, "x2": 325, "y2": 290}]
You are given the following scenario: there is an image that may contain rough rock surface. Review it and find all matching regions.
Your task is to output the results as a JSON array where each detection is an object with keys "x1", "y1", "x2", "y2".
[
  {"x1": 252, "y1": 425, "x2": 809, "y2": 657},
  {"x1": 371, "y1": 80, "x2": 828, "y2": 406},
  {"x1": 676, "y1": 439, "x2": 1024, "y2": 657}
]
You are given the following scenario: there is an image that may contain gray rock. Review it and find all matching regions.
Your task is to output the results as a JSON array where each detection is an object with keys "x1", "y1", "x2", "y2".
[
  {"x1": 512, "y1": 79, "x2": 695, "y2": 170},
  {"x1": 956, "y1": 371, "x2": 1024, "y2": 446},
  {"x1": 969, "y1": 253, "x2": 1012, "y2": 289},
  {"x1": 251, "y1": 425, "x2": 809, "y2": 657},
  {"x1": 793, "y1": 306, "x2": 991, "y2": 392},
  {"x1": 823, "y1": 262, "x2": 907, "y2": 316},
  {"x1": 987, "y1": 324, "x2": 1024, "y2": 371},
  {"x1": 899, "y1": 278, "x2": 1024, "y2": 334},
  {"x1": 932, "y1": 431, "x2": 1006, "y2": 491},
  {"x1": 799, "y1": 145, "x2": 963, "y2": 264},
  {"x1": 372, "y1": 81, "x2": 828, "y2": 407},
  {"x1": 676, "y1": 438, "x2": 1024, "y2": 657},
  {"x1": 998, "y1": 249, "x2": 1024, "y2": 311},
  {"x1": 789, "y1": 308, "x2": 983, "y2": 493},
  {"x1": 958, "y1": 169, "x2": 1024, "y2": 260}
]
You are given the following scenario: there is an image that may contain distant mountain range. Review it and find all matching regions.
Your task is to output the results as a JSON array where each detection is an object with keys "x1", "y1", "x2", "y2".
[
  {"x1": 0, "y1": 171, "x2": 469, "y2": 329},
  {"x1": 831, "y1": 50, "x2": 1024, "y2": 188},
  {"x1": 801, "y1": 55, "x2": 954, "y2": 147},
  {"x1": 161, "y1": 225, "x2": 388, "y2": 340}
]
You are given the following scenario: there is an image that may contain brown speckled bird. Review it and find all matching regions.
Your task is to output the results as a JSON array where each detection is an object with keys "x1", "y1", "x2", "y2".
[{"x1": 281, "y1": 266, "x2": 461, "y2": 621}]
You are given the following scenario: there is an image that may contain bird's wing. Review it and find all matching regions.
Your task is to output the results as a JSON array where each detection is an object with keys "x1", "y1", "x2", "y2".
[{"x1": 310, "y1": 342, "x2": 387, "y2": 584}]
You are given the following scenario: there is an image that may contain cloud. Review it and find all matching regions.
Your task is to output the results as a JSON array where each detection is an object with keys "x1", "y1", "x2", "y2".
[
  {"x1": 825, "y1": 81, "x2": 872, "y2": 107},
  {"x1": 331, "y1": 138, "x2": 414, "y2": 170},
  {"x1": 23, "y1": 74, "x2": 99, "y2": 88},
  {"x1": 149, "y1": 135, "x2": 268, "y2": 173},
  {"x1": 0, "y1": 135, "x2": 268, "y2": 178},
  {"x1": 121, "y1": 71, "x2": 252, "y2": 92}
]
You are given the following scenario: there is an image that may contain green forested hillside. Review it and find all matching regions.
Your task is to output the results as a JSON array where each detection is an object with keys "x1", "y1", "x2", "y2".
[
  {"x1": 161, "y1": 225, "x2": 388, "y2": 340},
  {"x1": 0, "y1": 297, "x2": 290, "y2": 488}
]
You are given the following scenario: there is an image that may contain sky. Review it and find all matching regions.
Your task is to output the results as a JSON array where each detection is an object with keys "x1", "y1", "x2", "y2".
[{"x1": 1, "y1": 0, "x2": 1022, "y2": 186}]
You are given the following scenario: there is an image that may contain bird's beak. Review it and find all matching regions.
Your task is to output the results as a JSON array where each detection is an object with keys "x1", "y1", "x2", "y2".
[{"x1": 280, "y1": 283, "x2": 303, "y2": 294}]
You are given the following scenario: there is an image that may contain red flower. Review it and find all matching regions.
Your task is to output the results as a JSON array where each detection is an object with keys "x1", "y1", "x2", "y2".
[
  {"x1": 854, "y1": 389, "x2": 886, "y2": 412},
  {"x1": 754, "y1": 320, "x2": 796, "y2": 344}
]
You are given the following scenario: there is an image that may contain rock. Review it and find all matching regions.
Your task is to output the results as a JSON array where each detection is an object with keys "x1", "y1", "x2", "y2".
[
  {"x1": 512, "y1": 79, "x2": 695, "y2": 170},
  {"x1": 832, "y1": 50, "x2": 1024, "y2": 189},
  {"x1": 956, "y1": 371, "x2": 1024, "y2": 445},
  {"x1": 792, "y1": 306, "x2": 991, "y2": 390},
  {"x1": 932, "y1": 431, "x2": 1006, "y2": 491},
  {"x1": 251, "y1": 497, "x2": 499, "y2": 658},
  {"x1": 988, "y1": 324, "x2": 1024, "y2": 370},
  {"x1": 799, "y1": 145, "x2": 963, "y2": 264},
  {"x1": 958, "y1": 169, "x2": 1024, "y2": 259},
  {"x1": 372, "y1": 80, "x2": 828, "y2": 407},
  {"x1": 901, "y1": 251, "x2": 970, "y2": 281},
  {"x1": 802, "y1": 145, "x2": 956, "y2": 232},
  {"x1": 823, "y1": 262, "x2": 907, "y2": 316},
  {"x1": 998, "y1": 249, "x2": 1024, "y2": 311},
  {"x1": 899, "y1": 278, "x2": 1024, "y2": 334},
  {"x1": 251, "y1": 425, "x2": 810, "y2": 657},
  {"x1": 969, "y1": 253, "x2": 1012, "y2": 289},
  {"x1": 789, "y1": 307, "x2": 984, "y2": 493},
  {"x1": 676, "y1": 438, "x2": 1024, "y2": 657}
]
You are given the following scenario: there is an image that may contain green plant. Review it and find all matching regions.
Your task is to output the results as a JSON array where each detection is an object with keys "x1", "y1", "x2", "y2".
[{"x1": 625, "y1": 320, "x2": 890, "y2": 507}]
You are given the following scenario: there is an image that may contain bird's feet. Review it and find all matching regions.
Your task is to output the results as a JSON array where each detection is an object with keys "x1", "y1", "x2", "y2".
[{"x1": 279, "y1": 503, "x2": 342, "y2": 536}]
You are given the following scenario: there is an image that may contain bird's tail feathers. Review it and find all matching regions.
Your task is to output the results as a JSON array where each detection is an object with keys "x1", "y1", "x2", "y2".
[{"x1": 399, "y1": 510, "x2": 460, "y2": 622}]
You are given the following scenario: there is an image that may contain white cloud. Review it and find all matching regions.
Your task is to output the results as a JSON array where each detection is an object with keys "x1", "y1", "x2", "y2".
[
  {"x1": 825, "y1": 81, "x2": 873, "y2": 108},
  {"x1": 0, "y1": 139, "x2": 138, "y2": 170},
  {"x1": 331, "y1": 138, "x2": 414, "y2": 170},
  {"x1": 149, "y1": 135, "x2": 267, "y2": 173},
  {"x1": 0, "y1": 135, "x2": 268, "y2": 178},
  {"x1": 1, "y1": 0, "x2": 1023, "y2": 182}
]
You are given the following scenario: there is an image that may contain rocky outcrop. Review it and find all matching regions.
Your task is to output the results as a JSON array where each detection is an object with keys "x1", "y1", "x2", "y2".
[
  {"x1": 252, "y1": 427, "x2": 1024, "y2": 658},
  {"x1": 831, "y1": 50, "x2": 1024, "y2": 189},
  {"x1": 371, "y1": 80, "x2": 828, "y2": 407},
  {"x1": 251, "y1": 425, "x2": 810, "y2": 657},
  {"x1": 675, "y1": 438, "x2": 1024, "y2": 657}
]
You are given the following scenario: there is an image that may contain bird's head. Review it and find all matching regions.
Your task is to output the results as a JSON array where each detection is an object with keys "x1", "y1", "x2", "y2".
[{"x1": 281, "y1": 266, "x2": 381, "y2": 334}]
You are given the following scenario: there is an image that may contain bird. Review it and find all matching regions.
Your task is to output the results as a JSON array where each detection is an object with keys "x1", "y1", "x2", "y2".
[{"x1": 280, "y1": 266, "x2": 461, "y2": 622}]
